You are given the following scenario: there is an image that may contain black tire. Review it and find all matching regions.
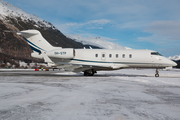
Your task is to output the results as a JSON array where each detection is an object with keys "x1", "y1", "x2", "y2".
[
  {"x1": 84, "y1": 70, "x2": 94, "y2": 76},
  {"x1": 84, "y1": 72, "x2": 89, "y2": 76},
  {"x1": 155, "y1": 74, "x2": 159, "y2": 77}
]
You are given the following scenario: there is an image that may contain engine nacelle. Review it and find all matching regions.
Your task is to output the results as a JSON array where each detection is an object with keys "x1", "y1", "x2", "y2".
[{"x1": 46, "y1": 48, "x2": 75, "y2": 59}]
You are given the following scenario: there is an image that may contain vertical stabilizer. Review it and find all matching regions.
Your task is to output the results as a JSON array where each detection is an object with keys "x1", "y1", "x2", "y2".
[{"x1": 17, "y1": 30, "x2": 61, "y2": 53}]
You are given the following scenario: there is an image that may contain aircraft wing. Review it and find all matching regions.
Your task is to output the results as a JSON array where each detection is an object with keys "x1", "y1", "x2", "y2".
[{"x1": 55, "y1": 61, "x2": 128, "y2": 72}]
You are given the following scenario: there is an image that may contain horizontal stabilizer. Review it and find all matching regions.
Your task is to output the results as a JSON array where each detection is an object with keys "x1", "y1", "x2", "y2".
[{"x1": 4, "y1": 30, "x2": 38, "y2": 36}]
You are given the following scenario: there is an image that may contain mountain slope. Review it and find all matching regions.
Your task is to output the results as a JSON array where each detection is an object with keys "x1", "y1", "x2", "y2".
[
  {"x1": 0, "y1": 0, "x2": 86, "y2": 59},
  {"x1": 168, "y1": 55, "x2": 180, "y2": 68},
  {"x1": 168, "y1": 55, "x2": 180, "y2": 61}
]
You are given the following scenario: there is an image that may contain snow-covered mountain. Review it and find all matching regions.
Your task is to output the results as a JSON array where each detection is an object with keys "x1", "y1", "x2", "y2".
[
  {"x1": 0, "y1": 0, "x2": 55, "y2": 29},
  {"x1": 0, "y1": 0, "x2": 85, "y2": 64},
  {"x1": 66, "y1": 34, "x2": 126, "y2": 49},
  {"x1": 168, "y1": 55, "x2": 180, "y2": 61},
  {"x1": 0, "y1": 0, "x2": 127, "y2": 51}
]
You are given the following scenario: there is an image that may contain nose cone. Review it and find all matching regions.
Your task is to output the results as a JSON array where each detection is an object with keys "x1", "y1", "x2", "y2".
[
  {"x1": 171, "y1": 61, "x2": 177, "y2": 67},
  {"x1": 163, "y1": 57, "x2": 177, "y2": 67}
]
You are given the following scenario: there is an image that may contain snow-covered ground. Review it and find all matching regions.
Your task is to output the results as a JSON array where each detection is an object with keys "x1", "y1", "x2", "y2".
[{"x1": 0, "y1": 69, "x2": 180, "y2": 120}]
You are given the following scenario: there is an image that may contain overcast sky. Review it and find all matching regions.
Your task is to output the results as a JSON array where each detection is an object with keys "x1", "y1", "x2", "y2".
[{"x1": 5, "y1": 0, "x2": 180, "y2": 57}]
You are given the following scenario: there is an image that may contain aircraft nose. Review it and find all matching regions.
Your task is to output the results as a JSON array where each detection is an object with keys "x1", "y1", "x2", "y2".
[{"x1": 171, "y1": 61, "x2": 177, "y2": 67}]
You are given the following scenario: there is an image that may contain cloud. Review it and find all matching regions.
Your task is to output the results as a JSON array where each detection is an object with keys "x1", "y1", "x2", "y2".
[
  {"x1": 138, "y1": 33, "x2": 180, "y2": 57},
  {"x1": 116, "y1": 21, "x2": 148, "y2": 30},
  {"x1": 64, "y1": 19, "x2": 111, "y2": 28},
  {"x1": 145, "y1": 21, "x2": 180, "y2": 40},
  {"x1": 138, "y1": 34, "x2": 170, "y2": 45},
  {"x1": 100, "y1": 37, "x2": 117, "y2": 41},
  {"x1": 87, "y1": 19, "x2": 111, "y2": 25},
  {"x1": 57, "y1": 19, "x2": 112, "y2": 34},
  {"x1": 139, "y1": 21, "x2": 180, "y2": 43},
  {"x1": 137, "y1": 20, "x2": 180, "y2": 55}
]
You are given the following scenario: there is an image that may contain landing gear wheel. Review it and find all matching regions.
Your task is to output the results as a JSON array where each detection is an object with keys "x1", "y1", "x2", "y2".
[
  {"x1": 84, "y1": 71, "x2": 94, "y2": 76},
  {"x1": 155, "y1": 68, "x2": 159, "y2": 77},
  {"x1": 84, "y1": 71, "x2": 92, "y2": 76},
  {"x1": 155, "y1": 73, "x2": 159, "y2": 77},
  {"x1": 84, "y1": 69, "x2": 96, "y2": 76}
]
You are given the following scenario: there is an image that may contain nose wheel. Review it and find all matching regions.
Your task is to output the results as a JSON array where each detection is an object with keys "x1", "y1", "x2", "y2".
[{"x1": 155, "y1": 68, "x2": 159, "y2": 77}]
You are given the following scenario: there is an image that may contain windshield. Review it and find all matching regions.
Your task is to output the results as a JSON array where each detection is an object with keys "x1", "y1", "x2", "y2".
[{"x1": 151, "y1": 52, "x2": 163, "y2": 56}]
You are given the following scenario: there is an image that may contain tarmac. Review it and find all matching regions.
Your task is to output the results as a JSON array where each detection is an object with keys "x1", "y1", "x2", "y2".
[{"x1": 0, "y1": 69, "x2": 180, "y2": 120}]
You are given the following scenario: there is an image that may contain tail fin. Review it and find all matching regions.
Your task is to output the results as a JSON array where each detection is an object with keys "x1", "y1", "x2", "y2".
[{"x1": 16, "y1": 30, "x2": 61, "y2": 53}]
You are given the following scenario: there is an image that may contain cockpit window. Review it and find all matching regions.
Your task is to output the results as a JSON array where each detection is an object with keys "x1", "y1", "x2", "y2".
[{"x1": 151, "y1": 52, "x2": 163, "y2": 56}]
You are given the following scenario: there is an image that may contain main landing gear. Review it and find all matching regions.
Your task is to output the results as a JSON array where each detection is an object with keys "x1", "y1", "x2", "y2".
[
  {"x1": 155, "y1": 68, "x2": 159, "y2": 77},
  {"x1": 84, "y1": 69, "x2": 96, "y2": 76}
]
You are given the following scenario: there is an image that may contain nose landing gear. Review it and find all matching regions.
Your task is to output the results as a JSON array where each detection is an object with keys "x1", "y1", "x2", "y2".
[{"x1": 155, "y1": 68, "x2": 159, "y2": 77}]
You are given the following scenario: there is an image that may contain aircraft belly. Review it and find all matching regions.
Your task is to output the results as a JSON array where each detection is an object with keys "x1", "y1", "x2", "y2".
[{"x1": 128, "y1": 63, "x2": 165, "y2": 68}]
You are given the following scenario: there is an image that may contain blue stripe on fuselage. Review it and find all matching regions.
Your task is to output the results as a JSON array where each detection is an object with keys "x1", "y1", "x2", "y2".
[
  {"x1": 71, "y1": 58, "x2": 156, "y2": 65},
  {"x1": 29, "y1": 45, "x2": 42, "y2": 54},
  {"x1": 25, "y1": 38, "x2": 45, "y2": 51}
]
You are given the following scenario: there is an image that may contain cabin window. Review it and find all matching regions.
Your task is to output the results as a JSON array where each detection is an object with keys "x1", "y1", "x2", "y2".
[
  {"x1": 129, "y1": 54, "x2": 132, "y2": 58},
  {"x1": 122, "y1": 54, "x2": 125, "y2": 58},
  {"x1": 102, "y1": 54, "x2": 105, "y2": 58},
  {"x1": 73, "y1": 49, "x2": 75, "y2": 56},
  {"x1": 95, "y1": 54, "x2": 98, "y2": 57},
  {"x1": 109, "y1": 54, "x2": 112, "y2": 58},
  {"x1": 116, "y1": 54, "x2": 118, "y2": 58}
]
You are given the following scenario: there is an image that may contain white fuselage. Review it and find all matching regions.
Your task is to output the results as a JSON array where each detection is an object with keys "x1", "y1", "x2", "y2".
[{"x1": 50, "y1": 49, "x2": 176, "y2": 71}]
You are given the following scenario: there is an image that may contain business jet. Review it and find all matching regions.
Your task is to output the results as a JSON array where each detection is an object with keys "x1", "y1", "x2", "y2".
[{"x1": 7, "y1": 30, "x2": 177, "y2": 77}]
